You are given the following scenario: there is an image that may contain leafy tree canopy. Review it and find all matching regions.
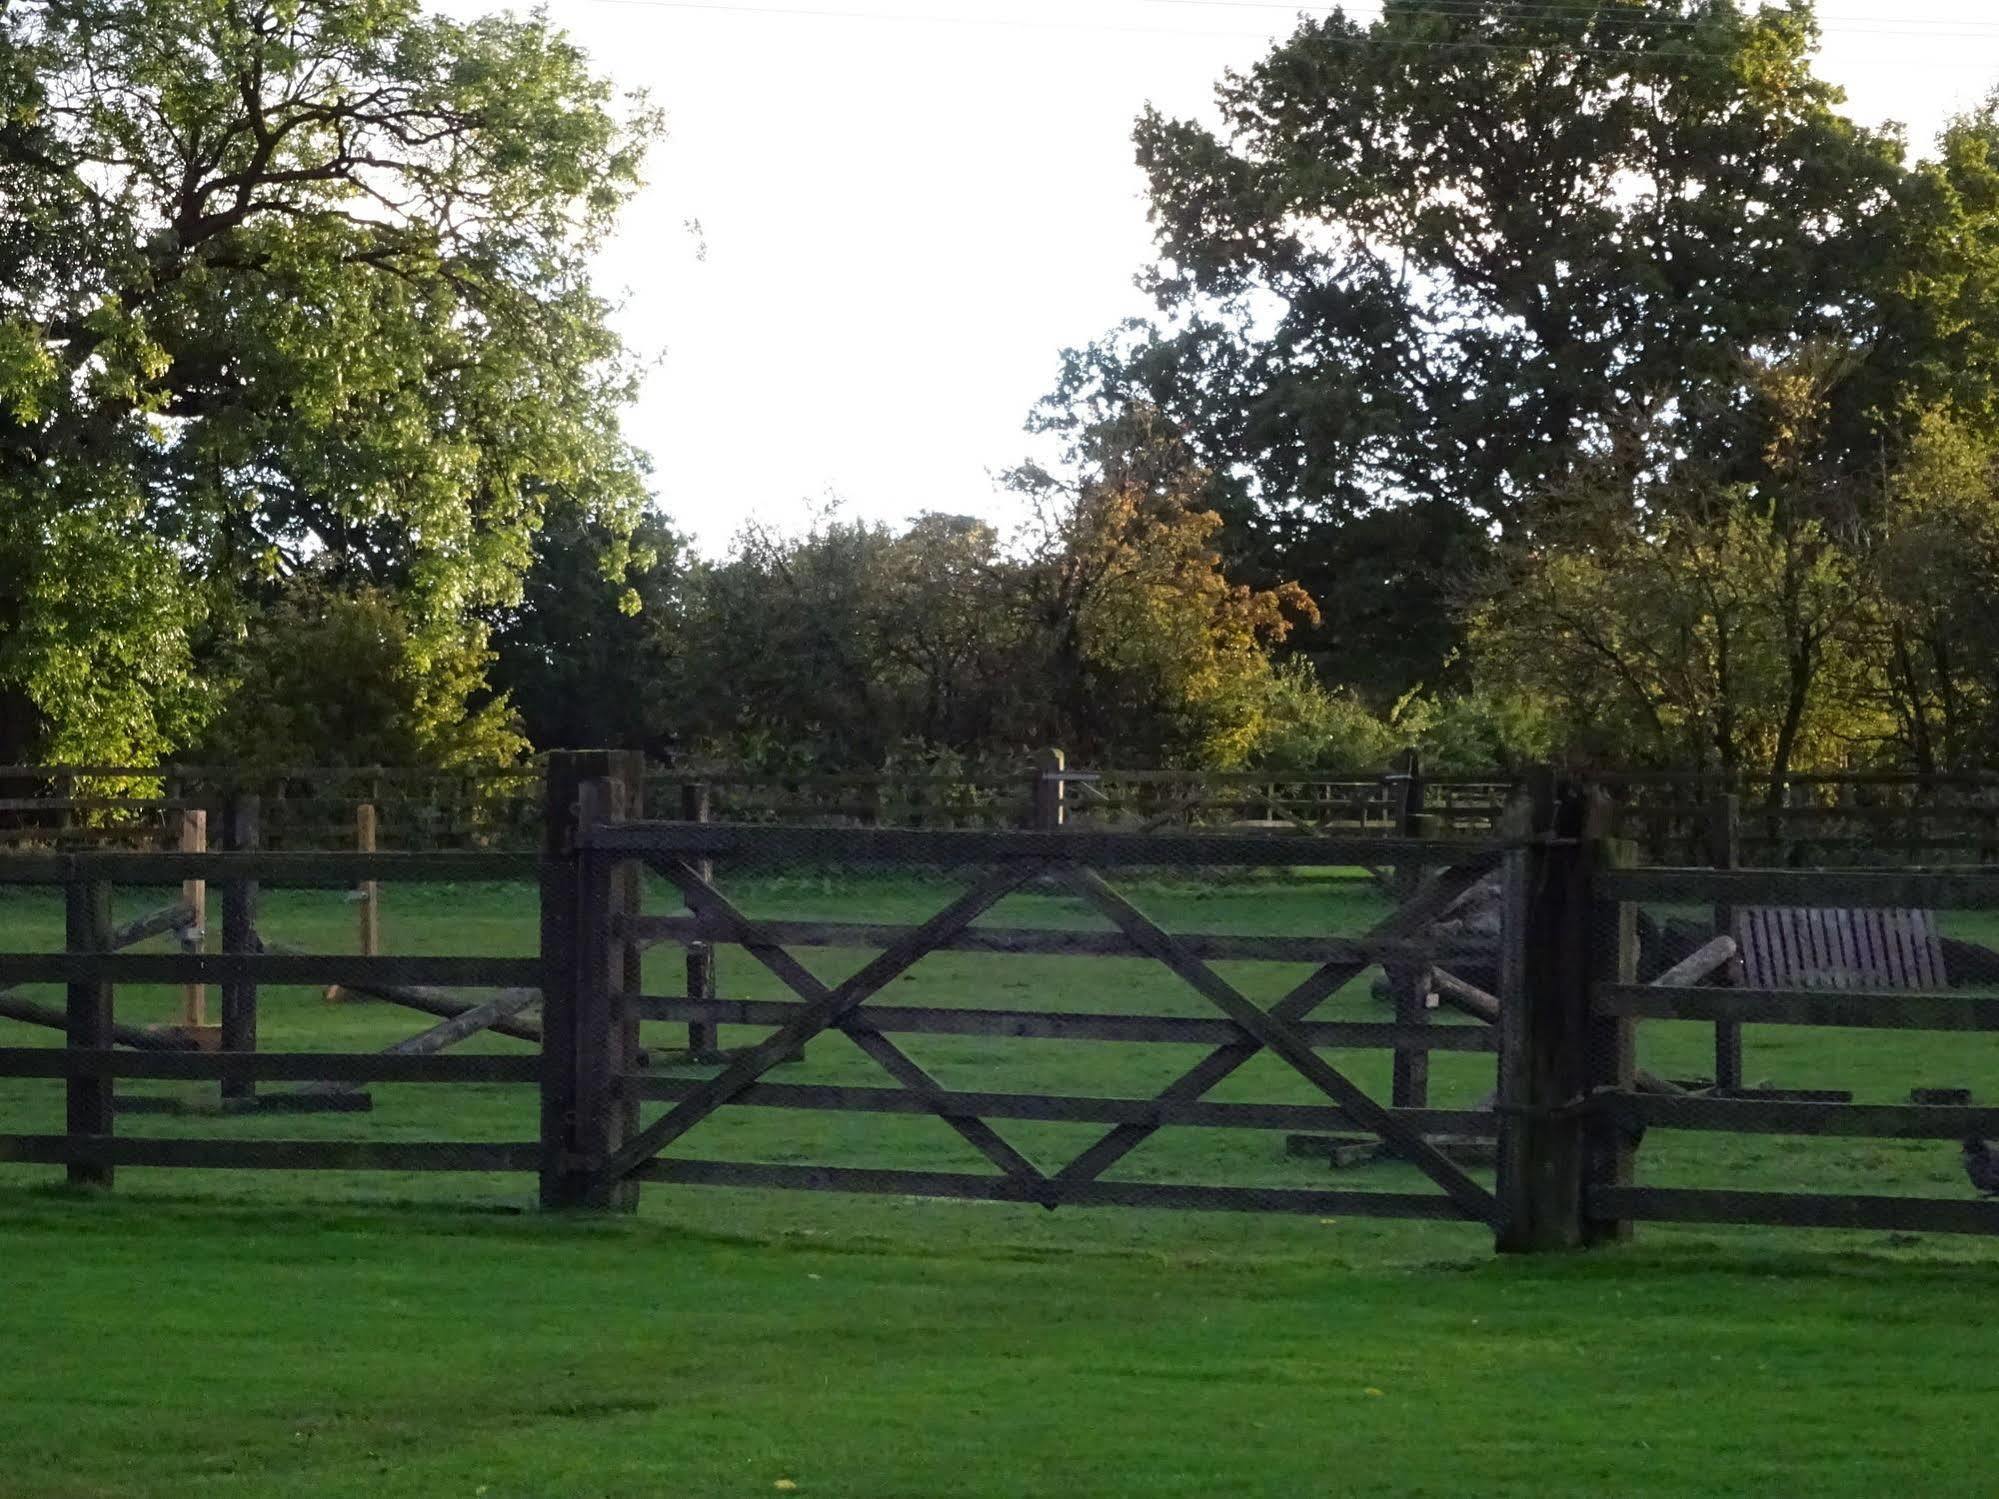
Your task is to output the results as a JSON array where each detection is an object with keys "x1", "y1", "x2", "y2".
[
  {"x1": 1040, "y1": 0, "x2": 1986, "y2": 701},
  {"x1": 0, "y1": 0, "x2": 658, "y2": 762}
]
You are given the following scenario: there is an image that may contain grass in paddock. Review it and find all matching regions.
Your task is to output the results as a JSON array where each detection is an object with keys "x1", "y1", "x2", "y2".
[
  {"x1": 4, "y1": 871, "x2": 1999, "y2": 1495},
  {"x1": 2, "y1": 1194, "x2": 1997, "y2": 1498}
]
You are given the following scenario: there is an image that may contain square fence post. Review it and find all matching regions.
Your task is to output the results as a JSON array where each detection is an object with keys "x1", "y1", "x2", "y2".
[
  {"x1": 65, "y1": 875, "x2": 114, "y2": 1188},
  {"x1": 539, "y1": 751, "x2": 643, "y2": 1212},
  {"x1": 220, "y1": 792, "x2": 260, "y2": 1107},
  {"x1": 1495, "y1": 769, "x2": 1593, "y2": 1253}
]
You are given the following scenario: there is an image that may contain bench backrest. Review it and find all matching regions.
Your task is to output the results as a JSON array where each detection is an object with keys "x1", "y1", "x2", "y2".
[{"x1": 1733, "y1": 907, "x2": 1947, "y2": 991}]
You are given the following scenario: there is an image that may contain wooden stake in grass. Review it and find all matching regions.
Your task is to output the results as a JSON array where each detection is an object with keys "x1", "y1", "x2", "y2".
[
  {"x1": 178, "y1": 809, "x2": 206, "y2": 1028},
  {"x1": 329, "y1": 802, "x2": 380, "y2": 1003}
]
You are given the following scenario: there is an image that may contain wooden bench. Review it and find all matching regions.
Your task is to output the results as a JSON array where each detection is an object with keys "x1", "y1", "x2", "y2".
[{"x1": 1734, "y1": 907, "x2": 1947, "y2": 991}]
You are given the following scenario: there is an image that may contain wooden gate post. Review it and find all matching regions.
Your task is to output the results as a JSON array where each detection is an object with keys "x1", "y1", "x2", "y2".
[
  {"x1": 681, "y1": 779, "x2": 718, "y2": 1061},
  {"x1": 1495, "y1": 768, "x2": 1594, "y2": 1253},
  {"x1": 65, "y1": 873, "x2": 114, "y2": 1187},
  {"x1": 1708, "y1": 791, "x2": 1743, "y2": 1090},
  {"x1": 220, "y1": 792, "x2": 260, "y2": 1107},
  {"x1": 539, "y1": 751, "x2": 643, "y2": 1211}
]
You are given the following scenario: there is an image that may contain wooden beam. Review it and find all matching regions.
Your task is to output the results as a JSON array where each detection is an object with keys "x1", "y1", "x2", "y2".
[
  {"x1": 1616, "y1": 1094, "x2": 1999, "y2": 1139},
  {"x1": 636, "y1": 1158, "x2": 1472, "y2": 1219},
  {"x1": 1602, "y1": 867, "x2": 1999, "y2": 910},
  {"x1": 1588, "y1": 1185, "x2": 1999, "y2": 1236},
  {"x1": 1430, "y1": 968, "x2": 1501, "y2": 1023},
  {"x1": 179, "y1": 806, "x2": 207, "y2": 1028},
  {"x1": 106, "y1": 900, "x2": 195, "y2": 954},
  {"x1": 0, "y1": 952, "x2": 544, "y2": 987},
  {"x1": 626, "y1": 1075, "x2": 1489, "y2": 1133},
  {"x1": 585, "y1": 821, "x2": 1504, "y2": 870},
  {"x1": 0, "y1": 993, "x2": 200, "y2": 1052},
  {"x1": 65, "y1": 876, "x2": 114, "y2": 1187},
  {"x1": 0, "y1": 1135, "x2": 539, "y2": 1172},
  {"x1": 220, "y1": 793, "x2": 258, "y2": 1104},
  {"x1": 0, "y1": 1049, "x2": 541, "y2": 1083},
  {"x1": 622, "y1": 913, "x2": 1495, "y2": 967},
  {"x1": 631, "y1": 997, "x2": 1500, "y2": 1051},
  {"x1": 1651, "y1": 934, "x2": 1739, "y2": 989},
  {"x1": 0, "y1": 850, "x2": 539, "y2": 887},
  {"x1": 1596, "y1": 985, "x2": 1999, "y2": 1031}
]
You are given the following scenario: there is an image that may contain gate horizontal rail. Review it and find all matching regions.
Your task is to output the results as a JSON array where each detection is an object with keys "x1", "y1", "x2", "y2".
[
  {"x1": 638, "y1": 1158, "x2": 1472, "y2": 1218},
  {"x1": 633, "y1": 997, "x2": 1499, "y2": 1051},
  {"x1": 628, "y1": 1074, "x2": 1490, "y2": 1132}
]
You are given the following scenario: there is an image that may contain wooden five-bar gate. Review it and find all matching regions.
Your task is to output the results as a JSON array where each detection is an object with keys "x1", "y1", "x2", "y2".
[{"x1": 3, "y1": 752, "x2": 1999, "y2": 1248}]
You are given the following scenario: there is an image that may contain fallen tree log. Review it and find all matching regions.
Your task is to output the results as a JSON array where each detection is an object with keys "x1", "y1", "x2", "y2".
[
  {"x1": 1651, "y1": 934, "x2": 1738, "y2": 989},
  {"x1": 106, "y1": 900, "x2": 196, "y2": 954},
  {"x1": 0, "y1": 992, "x2": 200, "y2": 1052},
  {"x1": 1427, "y1": 968, "x2": 1686, "y2": 1098},
  {"x1": 1430, "y1": 968, "x2": 1501, "y2": 1023},
  {"x1": 254, "y1": 937, "x2": 542, "y2": 1042},
  {"x1": 298, "y1": 991, "x2": 543, "y2": 1099}
]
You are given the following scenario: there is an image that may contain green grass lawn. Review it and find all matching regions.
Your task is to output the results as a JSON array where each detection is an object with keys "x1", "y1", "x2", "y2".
[{"x1": 2, "y1": 870, "x2": 1998, "y2": 1496}]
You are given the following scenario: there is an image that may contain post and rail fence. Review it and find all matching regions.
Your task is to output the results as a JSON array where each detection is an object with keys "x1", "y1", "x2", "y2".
[{"x1": 0, "y1": 752, "x2": 1996, "y2": 1246}]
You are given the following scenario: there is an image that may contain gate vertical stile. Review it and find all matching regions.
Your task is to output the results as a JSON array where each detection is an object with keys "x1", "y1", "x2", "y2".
[{"x1": 1582, "y1": 803, "x2": 1637, "y2": 1245}]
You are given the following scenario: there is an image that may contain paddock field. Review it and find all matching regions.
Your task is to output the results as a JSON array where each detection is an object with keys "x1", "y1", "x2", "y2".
[{"x1": 1, "y1": 870, "x2": 1996, "y2": 1497}]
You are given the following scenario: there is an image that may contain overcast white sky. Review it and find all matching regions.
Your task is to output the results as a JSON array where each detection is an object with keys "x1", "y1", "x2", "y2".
[{"x1": 446, "y1": 1, "x2": 1999, "y2": 549}]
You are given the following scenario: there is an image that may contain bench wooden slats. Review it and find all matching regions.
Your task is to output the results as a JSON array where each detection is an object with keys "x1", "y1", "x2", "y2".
[{"x1": 1735, "y1": 907, "x2": 1945, "y2": 991}]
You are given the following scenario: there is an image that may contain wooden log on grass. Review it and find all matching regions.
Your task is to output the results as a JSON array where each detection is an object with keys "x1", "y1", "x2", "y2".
[
  {"x1": 297, "y1": 991, "x2": 541, "y2": 1100},
  {"x1": 105, "y1": 900, "x2": 196, "y2": 954},
  {"x1": 256, "y1": 939, "x2": 543, "y2": 1042},
  {"x1": 0, "y1": 991, "x2": 200, "y2": 1052}
]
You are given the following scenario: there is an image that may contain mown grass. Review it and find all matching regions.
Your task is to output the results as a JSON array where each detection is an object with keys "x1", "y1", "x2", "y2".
[{"x1": 2, "y1": 870, "x2": 1998, "y2": 1496}]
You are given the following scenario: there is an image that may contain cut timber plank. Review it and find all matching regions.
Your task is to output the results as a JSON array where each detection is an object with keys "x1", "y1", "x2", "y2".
[{"x1": 0, "y1": 992, "x2": 200, "y2": 1052}]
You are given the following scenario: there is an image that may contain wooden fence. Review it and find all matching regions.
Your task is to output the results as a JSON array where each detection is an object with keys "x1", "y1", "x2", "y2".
[
  {"x1": 2, "y1": 752, "x2": 1998, "y2": 1245},
  {"x1": 11, "y1": 755, "x2": 1999, "y2": 866}
]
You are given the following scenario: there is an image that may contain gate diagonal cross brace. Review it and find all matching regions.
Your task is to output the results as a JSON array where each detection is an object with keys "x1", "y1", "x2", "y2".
[
  {"x1": 596, "y1": 857, "x2": 1054, "y2": 1191},
  {"x1": 1049, "y1": 856, "x2": 1504, "y2": 1225}
]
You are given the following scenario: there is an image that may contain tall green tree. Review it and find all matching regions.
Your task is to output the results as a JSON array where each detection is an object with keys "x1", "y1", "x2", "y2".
[
  {"x1": 1042, "y1": 0, "x2": 1915, "y2": 701},
  {"x1": 0, "y1": 0, "x2": 657, "y2": 762},
  {"x1": 487, "y1": 503, "x2": 687, "y2": 755}
]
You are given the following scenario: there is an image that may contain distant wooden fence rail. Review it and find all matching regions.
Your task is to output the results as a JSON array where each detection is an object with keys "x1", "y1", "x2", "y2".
[
  {"x1": 9, "y1": 756, "x2": 1999, "y2": 865},
  {"x1": 3, "y1": 752, "x2": 1999, "y2": 1246}
]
